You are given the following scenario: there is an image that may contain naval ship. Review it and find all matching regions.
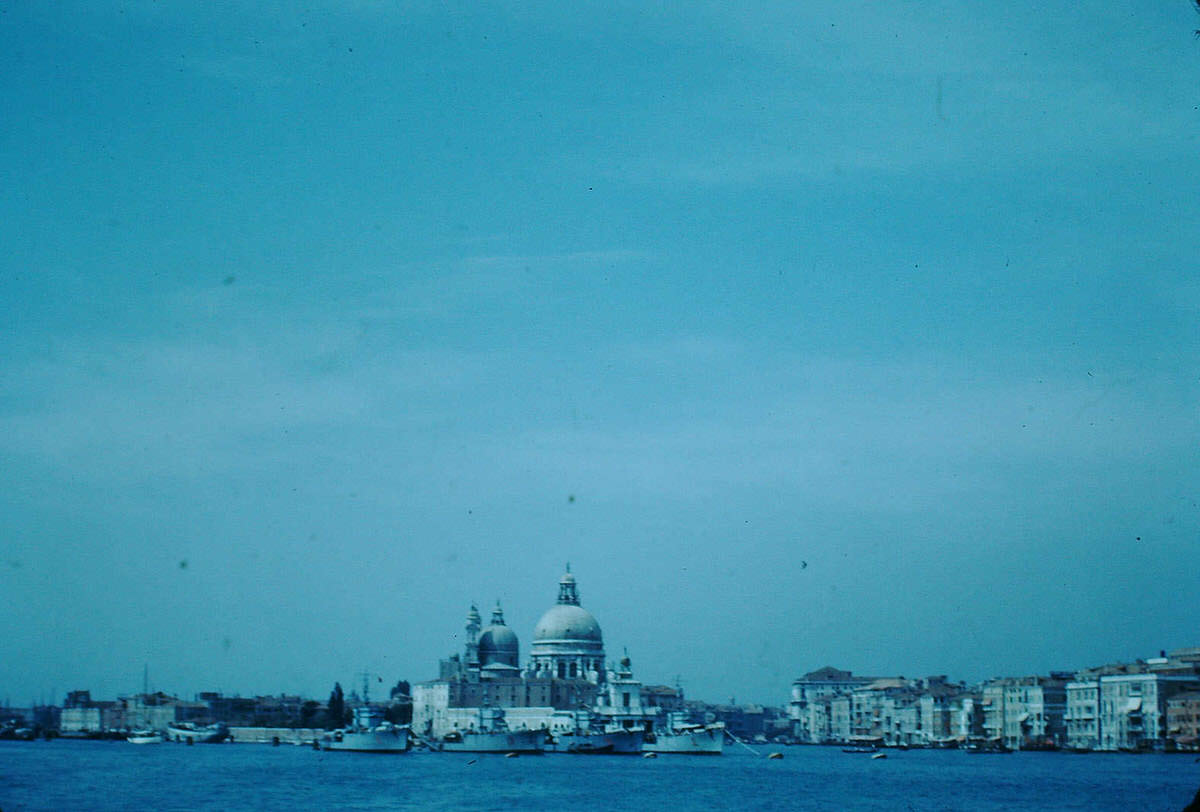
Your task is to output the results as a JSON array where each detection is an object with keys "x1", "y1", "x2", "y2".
[
  {"x1": 323, "y1": 706, "x2": 411, "y2": 753},
  {"x1": 641, "y1": 713, "x2": 725, "y2": 755},
  {"x1": 427, "y1": 707, "x2": 544, "y2": 754},
  {"x1": 547, "y1": 711, "x2": 644, "y2": 754}
]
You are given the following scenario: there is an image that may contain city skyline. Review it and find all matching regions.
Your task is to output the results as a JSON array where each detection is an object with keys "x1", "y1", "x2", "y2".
[{"x1": 3, "y1": 2, "x2": 1200, "y2": 706}]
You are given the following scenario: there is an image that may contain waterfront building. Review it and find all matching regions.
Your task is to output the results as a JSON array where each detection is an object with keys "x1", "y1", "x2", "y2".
[
  {"x1": 851, "y1": 678, "x2": 916, "y2": 745},
  {"x1": 917, "y1": 677, "x2": 960, "y2": 745},
  {"x1": 981, "y1": 675, "x2": 1068, "y2": 750},
  {"x1": 950, "y1": 692, "x2": 985, "y2": 741},
  {"x1": 800, "y1": 696, "x2": 832, "y2": 743},
  {"x1": 788, "y1": 667, "x2": 876, "y2": 743},
  {"x1": 1065, "y1": 661, "x2": 1144, "y2": 751},
  {"x1": 830, "y1": 694, "x2": 853, "y2": 742},
  {"x1": 1166, "y1": 692, "x2": 1200, "y2": 750},
  {"x1": 59, "y1": 690, "x2": 119, "y2": 733},
  {"x1": 1066, "y1": 653, "x2": 1200, "y2": 751},
  {"x1": 641, "y1": 684, "x2": 685, "y2": 713},
  {"x1": 1095, "y1": 668, "x2": 1199, "y2": 751},
  {"x1": 595, "y1": 654, "x2": 659, "y2": 731},
  {"x1": 118, "y1": 692, "x2": 185, "y2": 731}
]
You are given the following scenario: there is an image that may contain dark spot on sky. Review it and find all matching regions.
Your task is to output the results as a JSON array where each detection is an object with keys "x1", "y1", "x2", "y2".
[
  {"x1": 801, "y1": 561, "x2": 808, "y2": 569},
  {"x1": 221, "y1": 637, "x2": 232, "y2": 651},
  {"x1": 567, "y1": 494, "x2": 575, "y2": 503},
  {"x1": 1135, "y1": 536, "x2": 1141, "y2": 541},
  {"x1": 222, "y1": 275, "x2": 236, "y2": 285},
  {"x1": 179, "y1": 559, "x2": 188, "y2": 569},
  {"x1": 9, "y1": 560, "x2": 22, "y2": 569}
]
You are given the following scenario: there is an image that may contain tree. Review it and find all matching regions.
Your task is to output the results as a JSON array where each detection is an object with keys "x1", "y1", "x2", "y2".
[
  {"x1": 299, "y1": 700, "x2": 320, "y2": 728},
  {"x1": 385, "y1": 679, "x2": 413, "y2": 725},
  {"x1": 326, "y1": 683, "x2": 345, "y2": 730}
]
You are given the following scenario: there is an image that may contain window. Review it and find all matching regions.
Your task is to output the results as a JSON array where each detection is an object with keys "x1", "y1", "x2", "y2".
[{"x1": 623, "y1": 692, "x2": 631, "y2": 707}]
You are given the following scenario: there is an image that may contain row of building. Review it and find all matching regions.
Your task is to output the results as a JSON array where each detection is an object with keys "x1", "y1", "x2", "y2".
[
  {"x1": 788, "y1": 647, "x2": 1200, "y2": 751},
  {"x1": 7, "y1": 566, "x2": 1195, "y2": 754},
  {"x1": 10, "y1": 689, "x2": 368, "y2": 736}
]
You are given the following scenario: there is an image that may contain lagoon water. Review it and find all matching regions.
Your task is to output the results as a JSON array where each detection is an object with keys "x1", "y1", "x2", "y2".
[{"x1": 2, "y1": 740, "x2": 1198, "y2": 812}]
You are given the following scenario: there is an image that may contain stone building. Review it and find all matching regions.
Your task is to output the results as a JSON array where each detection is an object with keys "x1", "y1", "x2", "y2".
[
  {"x1": 1066, "y1": 653, "x2": 1200, "y2": 751},
  {"x1": 1166, "y1": 692, "x2": 1200, "y2": 750},
  {"x1": 981, "y1": 674, "x2": 1068, "y2": 750},
  {"x1": 788, "y1": 667, "x2": 876, "y2": 743},
  {"x1": 851, "y1": 678, "x2": 916, "y2": 745}
]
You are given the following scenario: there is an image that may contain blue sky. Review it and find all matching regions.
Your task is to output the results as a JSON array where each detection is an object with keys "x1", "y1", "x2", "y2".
[{"x1": 2, "y1": 1, "x2": 1198, "y2": 705}]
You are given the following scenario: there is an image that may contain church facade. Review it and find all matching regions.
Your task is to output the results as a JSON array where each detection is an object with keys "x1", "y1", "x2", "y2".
[{"x1": 412, "y1": 569, "x2": 662, "y2": 738}]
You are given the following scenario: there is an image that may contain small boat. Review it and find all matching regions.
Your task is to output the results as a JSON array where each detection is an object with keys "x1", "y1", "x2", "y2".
[
  {"x1": 166, "y1": 722, "x2": 229, "y2": 744},
  {"x1": 842, "y1": 746, "x2": 878, "y2": 754},
  {"x1": 871, "y1": 752, "x2": 888, "y2": 760},
  {"x1": 965, "y1": 744, "x2": 1012, "y2": 754},
  {"x1": 127, "y1": 729, "x2": 163, "y2": 744}
]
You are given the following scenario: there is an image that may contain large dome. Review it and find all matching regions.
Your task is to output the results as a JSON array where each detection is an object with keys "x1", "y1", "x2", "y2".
[
  {"x1": 528, "y1": 568, "x2": 606, "y2": 682},
  {"x1": 533, "y1": 604, "x2": 602, "y2": 642}
]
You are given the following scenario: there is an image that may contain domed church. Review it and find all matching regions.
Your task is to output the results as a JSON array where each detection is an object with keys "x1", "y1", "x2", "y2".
[{"x1": 414, "y1": 567, "x2": 652, "y2": 738}]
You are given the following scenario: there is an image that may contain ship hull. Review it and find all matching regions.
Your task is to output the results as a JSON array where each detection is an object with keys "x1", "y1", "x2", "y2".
[
  {"x1": 549, "y1": 729, "x2": 643, "y2": 754},
  {"x1": 643, "y1": 726, "x2": 724, "y2": 755},
  {"x1": 324, "y1": 729, "x2": 411, "y2": 753},
  {"x1": 434, "y1": 730, "x2": 545, "y2": 754}
]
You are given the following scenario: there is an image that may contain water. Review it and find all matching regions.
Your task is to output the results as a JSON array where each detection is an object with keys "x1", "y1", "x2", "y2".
[{"x1": 1, "y1": 741, "x2": 1198, "y2": 811}]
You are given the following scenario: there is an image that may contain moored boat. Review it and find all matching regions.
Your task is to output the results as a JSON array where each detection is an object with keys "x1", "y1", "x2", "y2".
[
  {"x1": 323, "y1": 707, "x2": 411, "y2": 753},
  {"x1": 166, "y1": 722, "x2": 229, "y2": 744},
  {"x1": 642, "y1": 721, "x2": 724, "y2": 755},
  {"x1": 428, "y1": 707, "x2": 544, "y2": 754},
  {"x1": 548, "y1": 710, "x2": 644, "y2": 754},
  {"x1": 550, "y1": 727, "x2": 644, "y2": 754},
  {"x1": 433, "y1": 728, "x2": 545, "y2": 754},
  {"x1": 126, "y1": 729, "x2": 163, "y2": 744}
]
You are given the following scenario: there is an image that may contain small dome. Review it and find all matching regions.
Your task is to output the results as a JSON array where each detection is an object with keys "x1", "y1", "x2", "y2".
[
  {"x1": 478, "y1": 624, "x2": 519, "y2": 654},
  {"x1": 477, "y1": 601, "x2": 519, "y2": 667},
  {"x1": 533, "y1": 604, "x2": 602, "y2": 642}
]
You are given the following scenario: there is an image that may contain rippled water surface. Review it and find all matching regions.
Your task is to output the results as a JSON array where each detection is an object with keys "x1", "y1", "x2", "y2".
[{"x1": 2, "y1": 740, "x2": 1198, "y2": 811}]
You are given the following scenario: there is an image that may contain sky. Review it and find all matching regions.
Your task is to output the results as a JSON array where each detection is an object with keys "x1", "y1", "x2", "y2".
[{"x1": 1, "y1": 1, "x2": 1198, "y2": 707}]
